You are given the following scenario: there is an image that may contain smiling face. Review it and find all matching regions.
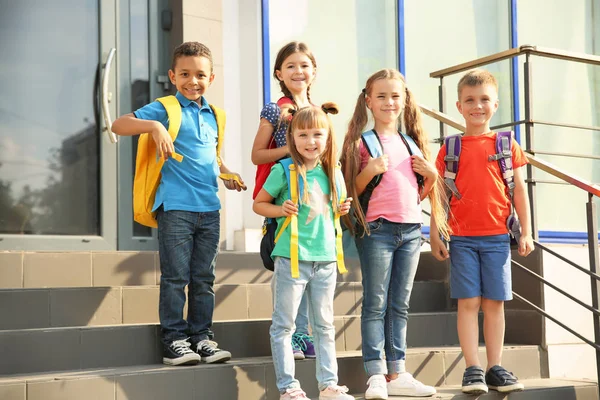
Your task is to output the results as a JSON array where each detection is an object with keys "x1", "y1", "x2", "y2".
[
  {"x1": 366, "y1": 78, "x2": 404, "y2": 126},
  {"x1": 275, "y1": 52, "x2": 316, "y2": 96},
  {"x1": 168, "y1": 55, "x2": 214, "y2": 103},
  {"x1": 292, "y1": 127, "x2": 328, "y2": 167},
  {"x1": 456, "y1": 83, "x2": 499, "y2": 132}
]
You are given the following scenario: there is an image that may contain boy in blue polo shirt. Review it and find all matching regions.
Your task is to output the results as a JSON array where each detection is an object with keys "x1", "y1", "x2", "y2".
[{"x1": 112, "y1": 42, "x2": 245, "y2": 366}]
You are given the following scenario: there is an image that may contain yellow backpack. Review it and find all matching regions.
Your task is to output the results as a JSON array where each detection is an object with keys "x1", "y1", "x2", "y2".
[{"x1": 133, "y1": 95, "x2": 228, "y2": 228}]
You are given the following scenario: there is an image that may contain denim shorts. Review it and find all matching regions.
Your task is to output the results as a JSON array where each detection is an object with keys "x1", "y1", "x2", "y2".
[{"x1": 449, "y1": 234, "x2": 512, "y2": 301}]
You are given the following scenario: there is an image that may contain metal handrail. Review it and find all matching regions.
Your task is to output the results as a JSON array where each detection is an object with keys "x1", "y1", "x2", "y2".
[
  {"x1": 534, "y1": 240, "x2": 600, "y2": 281},
  {"x1": 513, "y1": 292, "x2": 600, "y2": 352},
  {"x1": 525, "y1": 153, "x2": 600, "y2": 197},
  {"x1": 512, "y1": 260, "x2": 600, "y2": 315},
  {"x1": 417, "y1": 105, "x2": 600, "y2": 199},
  {"x1": 430, "y1": 45, "x2": 600, "y2": 78}
]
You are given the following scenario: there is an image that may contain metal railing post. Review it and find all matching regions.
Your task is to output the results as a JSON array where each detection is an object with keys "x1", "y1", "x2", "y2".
[
  {"x1": 586, "y1": 194, "x2": 600, "y2": 386},
  {"x1": 438, "y1": 77, "x2": 447, "y2": 143},
  {"x1": 523, "y1": 52, "x2": 539, "y2": 240}
]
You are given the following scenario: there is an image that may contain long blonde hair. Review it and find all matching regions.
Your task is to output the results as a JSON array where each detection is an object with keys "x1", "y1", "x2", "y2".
[
  {"x1": 340, "y1": 69, "x2": 450, "y2": 239},
  {"x1": 280, "y1": 103, "x2": 342, "y2": 213}
]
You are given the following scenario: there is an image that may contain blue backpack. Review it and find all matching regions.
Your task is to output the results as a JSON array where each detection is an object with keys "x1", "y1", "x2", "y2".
[
  {"x1": 259, "y1": 158, "x2": 347, "y2": 277},
  {"x1": 357, "y1": 129, "x2": 424, "y2": 223}
]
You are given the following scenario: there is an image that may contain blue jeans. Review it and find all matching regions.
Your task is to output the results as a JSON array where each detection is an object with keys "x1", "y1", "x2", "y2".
[
  {"x1": 157, "y1": 208, "x2": 220, "y2": 345},
  {"x1": 295, "y1": 293, "x2": 310, "y2": 335},
  {"x1": 270, "y1": 257, "x2": 338, "y2": 392},
  {"x1": 355, "y1": 219, "x2": 422, "y2": 376}
]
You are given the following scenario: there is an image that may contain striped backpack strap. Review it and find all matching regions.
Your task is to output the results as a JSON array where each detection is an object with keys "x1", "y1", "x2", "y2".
[
  {"x1": 490, "y1": 131, "x2": 521, "y2": 241},
  {"x1": 443, "y1": 134, "x2": 463, "y2": 200}
]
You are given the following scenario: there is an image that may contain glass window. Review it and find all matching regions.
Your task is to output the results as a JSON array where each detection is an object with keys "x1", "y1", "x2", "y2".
[
  {"x1": 517, "y1": 0, "x2": 600, "y2": 232},
  {"x1": 404, "y1": 0, "x2": 511, "y2": 140},
  {"x1": 267, "y1": 0, "x2": 398, "y2": 148},
  {"x1": 0, "y1": 0, "x2": 100, "y2": 235},
  {"x1": 404, "y1": 0, "x2": 511, "y2": 217}
]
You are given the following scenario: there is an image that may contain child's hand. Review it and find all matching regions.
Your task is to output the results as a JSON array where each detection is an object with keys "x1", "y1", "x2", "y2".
[
  {"x1": 222, "y1": 173, "x2": 247, "y2": 192},
  {"x1": 411, "y1": 155, "x2": 438, "y2": 180},
  {"x1": 151, "y1": 123, "x2": 174, "y2": 160},
  {"x1": 367, "y1": 155, "x2": 388, "y2": 176},
  {"x1": 339, "y1": 197, "x2": 353, "y2": 216},
  {"x1": 430, "y1": 237, "x2": 449, "y2": 261},
  {"x1": 281, "y1": 200, "x2": 298, "y2": 217},
  {"x1": 518, "y1": 234, "x2": 534, "y2": 257}
]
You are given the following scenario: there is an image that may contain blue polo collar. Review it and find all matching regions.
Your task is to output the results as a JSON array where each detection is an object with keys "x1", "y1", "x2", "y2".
[{"x1": 175, "y1": 91, "x2": 212, "y2": 112}]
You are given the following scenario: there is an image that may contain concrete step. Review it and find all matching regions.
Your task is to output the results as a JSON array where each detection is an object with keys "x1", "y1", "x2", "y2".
[
  {"x1": 0, "y1": 346, "x2": 547, "y2": 400},
  {"x1": 0, "y1": 281, "x2": 448, "y2": 330},
  {"x1": 348, "y1": 379, "x2": 598, "y2": 399},
  {"x1": 0, "y1": 310, "x2": 538, "y2": 376},
  {"x1": 0, "y1": 250, "x2": 449, "y2": 289}
]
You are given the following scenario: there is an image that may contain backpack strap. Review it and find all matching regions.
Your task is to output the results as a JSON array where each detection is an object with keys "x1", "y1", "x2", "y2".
[
  {"x1": 274, "y1": 159, "x2": 347, "y2": 278},
  {"x1": 272, "y1": 158, "x2": 300, "y2": 278},
  {"x1": 443, "y1": 134, "x2": 463, "y2": 200},
  {"x1": 490, "y1": 131, "x2": 521, "y2": 241},
  {"x1": 211, "y1": 104, "x2": 245, "y2": 188},
  {"x1": 333, "y1": 164, "x2": 348, "y2": 275},
  {"x1": 156, "y1": 96, "x2": 183, "y2": 162},
  {"x1": 399, "y1": 132, "x2": 425, "y2": 191},
  {"x1": 358, "y1": 130, "x2": 384, "y2": 216}
]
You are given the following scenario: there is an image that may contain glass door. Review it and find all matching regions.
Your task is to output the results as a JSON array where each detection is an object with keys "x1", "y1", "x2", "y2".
[
  {"x1": 117, "y1": 0, "x2": 172, "y2": 250},
  {"x1": 0, "y1": 0, "x2": 118, "y2": 250}
]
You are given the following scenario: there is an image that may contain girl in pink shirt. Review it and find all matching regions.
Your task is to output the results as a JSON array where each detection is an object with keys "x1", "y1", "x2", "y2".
[{"x1": 340, "y1": 69, "x2": 449, "y2": 399}]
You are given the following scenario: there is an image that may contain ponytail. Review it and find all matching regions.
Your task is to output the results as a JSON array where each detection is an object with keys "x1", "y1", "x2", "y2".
[{"x1": 340, "y1": 90, "x2": 371, "y2": 236}]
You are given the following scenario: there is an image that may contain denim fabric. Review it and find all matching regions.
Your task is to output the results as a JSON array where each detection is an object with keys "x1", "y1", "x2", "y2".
[
  {"x1": 449, "y1": 234, "x2": 512, "y2": 300},
  {"x1": 157, "y1": 208, "x2": 220, "y2": 345},
  {"x1": 270, "y1": 257, "x2": 338, "y2": 392},
  {"x1": 295, "y1": 292, "x2": 310, "y2": 335},
  {"x1": 356, "y1": 219, "x2": 422, "y2": 376}
]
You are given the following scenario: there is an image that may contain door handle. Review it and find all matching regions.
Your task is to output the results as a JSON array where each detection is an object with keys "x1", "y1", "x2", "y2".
[{"x1": 101, "y1": 48, "x2": 117, "y2": 143}]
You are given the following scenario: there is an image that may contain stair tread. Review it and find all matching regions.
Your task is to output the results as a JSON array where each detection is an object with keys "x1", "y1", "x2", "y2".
[
  {"x1": 345, "y1": 378, "x2": 598, "y2": 399},
  {"x1": 0, "y1": 346, "x2": 540, "y2": 383}
]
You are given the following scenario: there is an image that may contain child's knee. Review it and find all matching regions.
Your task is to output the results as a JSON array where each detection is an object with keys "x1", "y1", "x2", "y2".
[
  {"x1": 458, "y1": 297, "x2": 481, "y2": 313},
  {"x1": 481, "y1": 298, "x2": 504, "y2": 314}
]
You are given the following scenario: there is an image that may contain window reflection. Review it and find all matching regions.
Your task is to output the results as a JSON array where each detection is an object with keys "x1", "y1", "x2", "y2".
[{"x1": 0, "y1": 0, "x2": 100, "y2": 235}]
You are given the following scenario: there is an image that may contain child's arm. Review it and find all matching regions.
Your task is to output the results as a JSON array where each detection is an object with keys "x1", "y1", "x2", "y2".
[
  {"x1": 253, "y1": 189, "x2": 297, "y2": 218},
  {"x1": 411, "y1": 155, "x2": 439, "y2": 201},
  {"x1": 219, "y1": 160, "x2": 247, "y2": 192},
  {"x1": 354, "y1": 156, "x2": 388, "y2": 195},
  {"x1": 429, "y1": 200, "x2": 450, "y2": 261},
  {"x1": 112, "y1": 113, "x2": 174, "y2": 160},
  {"x1": 513, "y1": 166, "x2": 534, "y2": 256},
  {"x1": 251, "y1": 119, "x2": 289, "y2": 165}
]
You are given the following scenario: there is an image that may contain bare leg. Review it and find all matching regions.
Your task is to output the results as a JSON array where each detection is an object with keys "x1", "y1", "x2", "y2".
[
  {"x1": 481, "y1": 298, "x2": 505, "y2": 370},
  {"x1": 457, "y1": 297, "x2": 482, "y2": 367}
]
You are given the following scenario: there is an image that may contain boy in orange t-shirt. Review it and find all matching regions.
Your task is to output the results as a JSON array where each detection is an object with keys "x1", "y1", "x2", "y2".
[{"x1": 430, "y1": 69, "x2": 534, "y2": 395}]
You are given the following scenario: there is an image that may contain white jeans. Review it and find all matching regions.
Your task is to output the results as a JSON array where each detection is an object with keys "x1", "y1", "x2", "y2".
[{"x1": 270, "y1": 257, "x2": 339, "y2": 392}]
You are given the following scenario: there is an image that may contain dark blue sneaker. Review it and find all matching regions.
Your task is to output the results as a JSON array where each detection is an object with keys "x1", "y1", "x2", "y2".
[
  {"x1": 292, "y1": 333, "x2": 315, "y2": 359},
  {"x1": 486, "y1": 365, "x2": 524, "y2": 393},
  {"x1": 461, "y1": 366, "x2": 488, "y2": 395},
  {"x1": 191, "y1": 339, "x2": 231, "y2": 364},
  {"x1": 162, "y1": 339, "x2": 200, "y2": 366}
]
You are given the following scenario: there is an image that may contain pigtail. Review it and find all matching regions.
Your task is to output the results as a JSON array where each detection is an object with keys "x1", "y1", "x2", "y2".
[
  {"x1": 403, "y1": 87, "x2": 450, "y2": 240},
  {"x1": 319, "y1": 102, "x2": 340, "y2": 212},
  {"x1": 340, "y1": 90, "x2": 371, "y2": 236}
]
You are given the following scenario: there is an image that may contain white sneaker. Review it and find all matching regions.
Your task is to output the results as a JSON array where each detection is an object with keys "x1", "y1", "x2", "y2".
[
  {"x1": 365, "y1": 375, "x2": 388, "y2": 400},
  {"x1": 319, "y1": 384, "x2": 354, "y2": 400},
  {"x1": 280, "y1": 388, "x2": 308, "y2": 400},
  {"x1": 387, "y1": 372, "x2": 436, "y2": 397}
]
